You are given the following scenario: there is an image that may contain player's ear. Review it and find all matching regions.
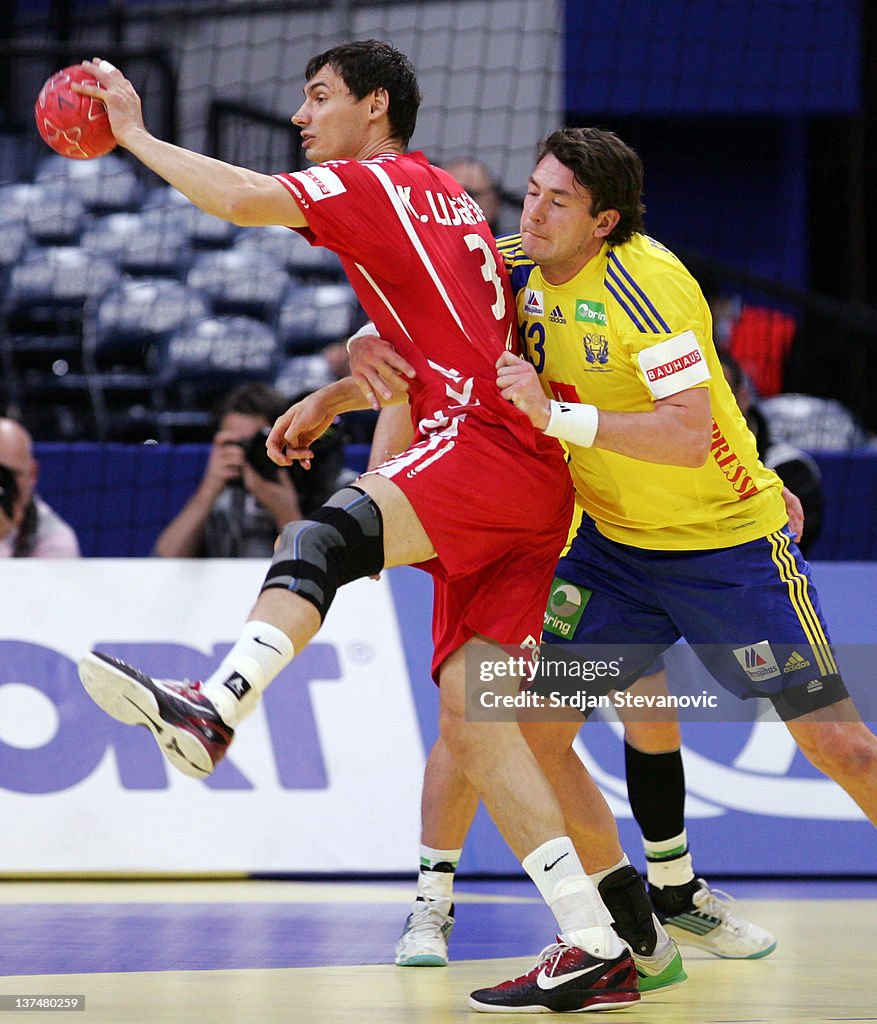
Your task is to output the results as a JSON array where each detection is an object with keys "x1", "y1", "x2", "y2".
[
  {"x1": 368, "y1": 87, "x2": 390, "y2": 119},
  {"x1": 594, "y1": 208, "x2": 621, "y2": 239}
]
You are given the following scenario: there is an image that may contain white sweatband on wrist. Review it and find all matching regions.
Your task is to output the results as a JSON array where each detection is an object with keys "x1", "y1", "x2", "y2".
[
  {"x1": 543, "y1": 400, "x2": 600, "y2": 448},
  {"x1": 346, "y1": 320, "x2": 379, "y2": 353}
]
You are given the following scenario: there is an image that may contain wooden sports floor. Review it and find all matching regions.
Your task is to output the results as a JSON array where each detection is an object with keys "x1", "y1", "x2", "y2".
[{"x1": 0, "y1": 877, "x2": 873, "y2": 1023}]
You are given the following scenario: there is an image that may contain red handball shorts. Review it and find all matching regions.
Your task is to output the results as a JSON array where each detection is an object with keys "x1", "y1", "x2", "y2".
[{"x1": 371, "y1": 412, "x2": 573, "y2": 680}]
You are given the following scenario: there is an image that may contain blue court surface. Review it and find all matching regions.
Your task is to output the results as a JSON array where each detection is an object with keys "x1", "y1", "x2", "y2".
[
  {"x1": 0, "y1": 875, "x2": 875, "y2": 1024},
  {"x1": 1, "y1": 876, "x2": 874, "y2": 976}
]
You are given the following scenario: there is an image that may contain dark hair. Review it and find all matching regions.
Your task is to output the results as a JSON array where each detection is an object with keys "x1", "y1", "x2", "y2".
[
  {"x1": 305, "y1": 39, "x2": 421, "y2": 146},
  {"x1": 536, "y1": 127, "x2": 645, "y2": 246},
  {"x1": 215, "y1": 382, "x2": 289, "y2": 426}
]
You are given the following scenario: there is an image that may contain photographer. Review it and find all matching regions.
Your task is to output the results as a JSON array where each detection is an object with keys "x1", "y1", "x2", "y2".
[
  {"x1": 0, "y1": 417, "x2": 80, "y2": 558},
  {"x1": 154, "y1": 383, "x2": 349, "y2": 558}
]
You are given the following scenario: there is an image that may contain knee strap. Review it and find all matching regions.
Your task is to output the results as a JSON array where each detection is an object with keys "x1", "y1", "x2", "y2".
[{"x1": 261, "y1": 486, "x2": 384, "y2": 621}]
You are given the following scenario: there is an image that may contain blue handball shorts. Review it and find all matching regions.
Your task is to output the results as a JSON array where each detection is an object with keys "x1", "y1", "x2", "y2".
[{"x1": 540, "y1": 514, "x2": 848, "y2": 720}]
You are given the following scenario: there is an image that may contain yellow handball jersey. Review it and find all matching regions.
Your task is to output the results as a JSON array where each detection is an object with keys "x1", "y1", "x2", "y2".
[{"x1": 497, "y1": 232, "x2": 787, "y2": 550}]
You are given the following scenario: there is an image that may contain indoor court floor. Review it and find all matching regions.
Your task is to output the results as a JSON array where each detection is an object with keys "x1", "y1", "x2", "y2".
[{"x1": 0, "y1": 877, "x2": 874, "y2": 1023}]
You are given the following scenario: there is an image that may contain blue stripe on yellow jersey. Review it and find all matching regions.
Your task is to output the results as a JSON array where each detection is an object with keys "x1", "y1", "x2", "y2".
[{"x1": 606, "y1": 250, "x2": 672, "y2": 333}]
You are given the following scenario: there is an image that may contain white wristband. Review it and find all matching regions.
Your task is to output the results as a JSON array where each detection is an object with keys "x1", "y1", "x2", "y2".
[
  {"x1": 543, "y1": 400, "x2": 599, "y2": 448},
  {"x1": 346, "y1": 320, "x2": 379, "y2": 353}
]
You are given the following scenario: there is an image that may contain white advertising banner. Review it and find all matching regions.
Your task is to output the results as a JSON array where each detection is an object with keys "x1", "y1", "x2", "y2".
[
  {"x1": 0, "y1": 561, "x2": 425, "y2": 874},
  {"x1": 1, "y1": 560, "x2": 875, "y2": 876}
]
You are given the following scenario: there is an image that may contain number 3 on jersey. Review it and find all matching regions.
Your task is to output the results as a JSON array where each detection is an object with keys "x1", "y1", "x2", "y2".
[{"x1": 465, "y1": 233, "x2": 505, "y2": 320}]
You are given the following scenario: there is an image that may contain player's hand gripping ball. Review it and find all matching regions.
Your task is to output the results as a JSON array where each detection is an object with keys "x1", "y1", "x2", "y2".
[{"x1": 34, "y1": 63, "x2": 117, "y2": 160}]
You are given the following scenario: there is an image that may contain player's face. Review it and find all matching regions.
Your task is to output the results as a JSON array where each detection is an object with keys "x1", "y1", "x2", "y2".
[
  {"x1": 520, "y1": 154, "x2": 614, "y2": 284},
  {"x1": 291, "y1": 64, "x2": 373, "y2": 163}
]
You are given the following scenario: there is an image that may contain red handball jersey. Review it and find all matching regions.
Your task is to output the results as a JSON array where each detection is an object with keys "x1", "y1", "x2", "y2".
[
  {"x1": 274, "y1": 152, "x2": 551, "y2": 454},
  {"x1": 275, "y1": 153, "x2": 573, "y2": 673}
]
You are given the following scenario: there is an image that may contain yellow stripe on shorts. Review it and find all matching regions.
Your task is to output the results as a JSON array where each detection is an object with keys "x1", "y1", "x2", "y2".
[{"x1": 767, "y1": 530, "x2": 837, "y2": 676}]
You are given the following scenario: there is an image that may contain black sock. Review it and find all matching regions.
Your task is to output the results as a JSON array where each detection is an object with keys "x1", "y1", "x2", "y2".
[{"x1": 624, "y1": 741, "x2": 686, "y2": 841}]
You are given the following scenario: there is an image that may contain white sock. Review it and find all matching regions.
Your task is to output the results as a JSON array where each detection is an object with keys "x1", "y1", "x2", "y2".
[
  {"x1": 643, "y1": 830, "x2": 695, "y2": 889},
  {"x1": 522, "y1": 838, "x2": 624, "y2": 958},
  {"x1": 416, "y1": 845, "x2": 461, "y2": 903},
  {"x1": 202, "y1": 621, "x2": 294, "y2": 726}
]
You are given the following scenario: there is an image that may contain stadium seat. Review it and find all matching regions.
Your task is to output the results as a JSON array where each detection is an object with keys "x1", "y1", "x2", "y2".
[
  {"x1": 78, "y1": 277, "x2": 213, "y2": 440},
  {"x1": 0, "y1": 213, "x2": 30, "y2": 278},
  {"x1": 276, "y1": 282, "x2": 362, "y2": 354},
  {"x1": 233, "y1": 224, "x2": 344, "y2": 280},
  {"x1": 273, "y1": 354, "x2": 337, "y2": 398},
  {"x1": 1, "y1": 245, "x2": 121, "y2": 347},
  {"x1": 0, "y1": 182, "x2": 86, "y2": 245},
  {"x1": 80, "y1": 210, "x2": 193, "y2": 278},
  {"x1": 33, "y1": 152, "x2": 143, "y2": 213},
  {"x1": 157, "y1": 315, "x2": 281, "y2": 440},
  {"x1": 759, "y1": 393, "x2": 872, "y2": 451},
  {"x1": 185, "y1": 249, "x2": 294, "y2": 322},
  {"x1": 0, "y1": 214, "x2": 31, "y2": 410},
  {"x1": 1, "y1": 246, "x2": 121, "y2": 438},
  {"x1": 141, "y1": 185, "x2": 239, "y2": 248}
]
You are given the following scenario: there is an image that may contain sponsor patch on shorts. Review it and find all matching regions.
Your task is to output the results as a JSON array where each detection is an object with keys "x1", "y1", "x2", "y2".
[
  {"x1": 733, "y1": 640, "x2": 781, "y2": 682},
  {"x1": 543, "y1": 578, "x2": 591, "y2": 638}
]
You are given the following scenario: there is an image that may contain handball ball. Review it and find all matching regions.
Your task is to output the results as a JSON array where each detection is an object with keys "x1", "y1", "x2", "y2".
[{"x1": 34, "y1": 64, "x2": 117, "y2": 160}]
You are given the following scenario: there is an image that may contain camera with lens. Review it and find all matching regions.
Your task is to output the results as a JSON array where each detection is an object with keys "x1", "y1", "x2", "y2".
[
  {"x1": 242, "y1": 428, "x2": 280, "y2": 481},
  {"x1": 225, "y1": 428, "x2": 281, "y2": 482},
  {"x1": 0, "y1": 463, "x2": 19, "y2": 519},
  {"x1": 226, "y1": 420, "x2": 347, "y2": 515}
]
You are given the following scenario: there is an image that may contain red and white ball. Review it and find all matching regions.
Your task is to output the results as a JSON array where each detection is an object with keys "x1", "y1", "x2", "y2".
[{"x1": 34, "y1": 64, "x2": 117, "y2": 160}]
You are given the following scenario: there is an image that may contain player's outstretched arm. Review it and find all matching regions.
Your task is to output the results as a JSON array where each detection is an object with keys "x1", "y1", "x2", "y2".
[
  {"x1": 267, "y1": 380, "x2": 361, "y2": 468},
  {"x1": 72, "y1": 59, "x2": 303, "y2": 228}
]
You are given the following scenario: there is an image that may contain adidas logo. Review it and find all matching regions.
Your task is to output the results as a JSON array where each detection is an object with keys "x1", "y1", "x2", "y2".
[
  {"x1": 548, "y1": 305, "x2": 567, "y2": 324},
  {"x1": 806, "y1": 679, "x2": 824, "y2": 693},
  {"x1": 783, "y1": 651, "x2": 812, "y2": 673}
]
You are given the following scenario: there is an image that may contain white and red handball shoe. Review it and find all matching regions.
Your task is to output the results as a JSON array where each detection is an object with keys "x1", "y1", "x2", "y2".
[
  {"x1": 468, "y1": 940, "x2": 639, "y2": 1013},
  {"x1": 78, "y1": 651, "x2": 233, "y2": 778}
]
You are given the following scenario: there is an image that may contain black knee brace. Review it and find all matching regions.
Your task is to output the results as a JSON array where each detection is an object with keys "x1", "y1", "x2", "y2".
[{"x1": 260, "y1": 486, "x2": 384, "y2": 621}]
